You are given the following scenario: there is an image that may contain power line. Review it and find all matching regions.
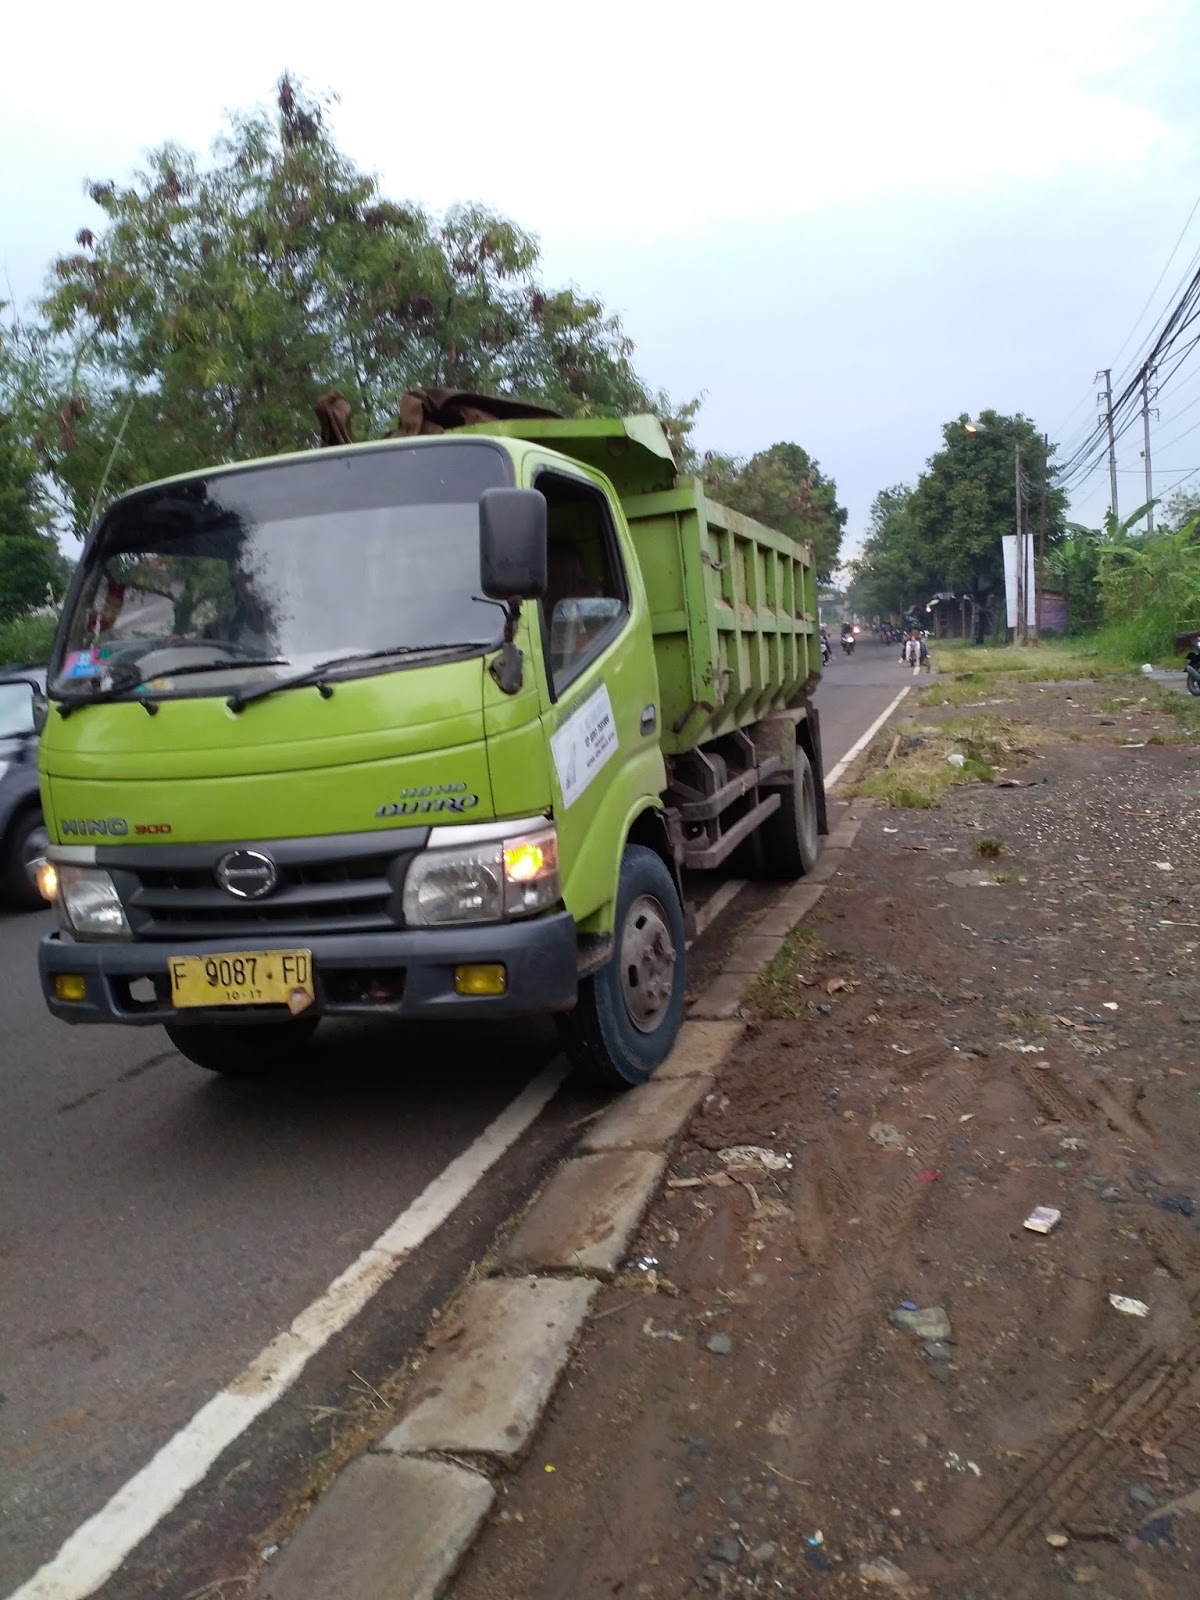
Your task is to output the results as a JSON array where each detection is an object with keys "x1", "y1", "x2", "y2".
[{"x1": 1108, "y1": 189, "x2": 1200, "y2": 377}]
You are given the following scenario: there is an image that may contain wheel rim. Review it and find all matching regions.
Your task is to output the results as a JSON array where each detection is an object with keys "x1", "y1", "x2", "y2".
[
  {"x1": 620, "y1": 893, "x2": 677, "y2": 1034},
  {"x1": 22, "y1": 823, "x2": 49, "y2": 890}
]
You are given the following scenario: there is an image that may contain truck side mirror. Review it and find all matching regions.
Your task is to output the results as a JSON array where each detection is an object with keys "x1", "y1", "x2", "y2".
[{"x1": 479, "y1": 489, "x2": 548, "y2": 601}]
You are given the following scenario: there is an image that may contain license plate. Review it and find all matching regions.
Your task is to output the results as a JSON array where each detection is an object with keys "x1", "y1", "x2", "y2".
[{"x1": 168, "y1": 949, "x2": 314, "y2": 1011}]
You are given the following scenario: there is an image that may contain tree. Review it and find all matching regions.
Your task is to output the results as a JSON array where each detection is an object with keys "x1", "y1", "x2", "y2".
[
  {"x1": 844, "y1": 485, "x2": 929, "y2": 620},
  {"x1": 0, "y1": 330, "x2": 64, "y2": 624},
  {"x1": 35, "y1": 76, "x2": 690, "y2": 534},
  {"x1": 903, "y1": 411, "x2": 1067, "y2": 637},
  {"x1": 701, "y1": 442, "x2": 847, "y2": 580}
]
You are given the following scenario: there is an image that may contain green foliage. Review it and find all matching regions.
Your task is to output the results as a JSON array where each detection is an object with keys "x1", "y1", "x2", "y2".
[
  {"x1": 0, "y1": 611, "x2": 56, "y2": 666},
  {"x1": 906, "y1": 411, "x2": 1067, "y2": 605},
  {"x1": 0, "y1": 538, "x2": 59, "y2": 624},
  {"x1": 702, "y1": 442, "x2": 847, "y2": 580},
  {"x1": 0, "y1": 347, "x2": 66, "y2": 624},
  {"x1": 845, "y1": 485, "x2": 927, "y2": 618},
  {"x1": 1048, "y1": 502, "x2": 1200, "y2": 654},
  {"x1": 852, "y1": 412, "x2": 1066, "y2": 633},
  {"x1": 31, "y1": 76, "x2": 692, "y2": 534}
]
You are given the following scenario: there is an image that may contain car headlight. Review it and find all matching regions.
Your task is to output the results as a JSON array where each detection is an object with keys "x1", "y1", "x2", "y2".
[
  {"x1": 403, "y1": 824, "x2": 560, "y2": 927},
  {"x1": 56, "y1": 865, "x2": 131, "y2": 939}
]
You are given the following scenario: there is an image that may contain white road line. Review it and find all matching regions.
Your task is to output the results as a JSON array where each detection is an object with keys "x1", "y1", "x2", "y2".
[
  {"x1": 692, "y1": 878, "x2": 746, "y2": 940},
  {"x1": 9, "y1": 1062, "x2": 568, "y2": 1600},
  {"x1": 825, "y1": 687, "x2": 910, "y2": 790}
]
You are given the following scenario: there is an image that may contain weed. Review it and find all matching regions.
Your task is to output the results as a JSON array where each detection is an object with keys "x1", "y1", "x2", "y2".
[
  {"x1": 992, "y1": 868, "x2": 1023, "y2": 884},
  {"x1": 1001, "y1": 1005, "x2": 1053, "y2": 1034},
  {"x1": 973, "y1": 837, "x2": 1004, "y2": 858},
  {"x1": 750, "y1": 926, "x2": 821, "y2": 1019}
]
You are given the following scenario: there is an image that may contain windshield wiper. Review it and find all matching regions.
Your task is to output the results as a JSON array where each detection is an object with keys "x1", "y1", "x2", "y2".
[
  {"x1": 54, "y1": 657, "x2": 289, "y2": 718},
  {"x1": 226, "y1": 642, "x2": 493, "y2": 712}
]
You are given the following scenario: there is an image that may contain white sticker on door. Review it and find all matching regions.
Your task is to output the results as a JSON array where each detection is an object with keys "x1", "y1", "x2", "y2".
[{"x1": 550, "y1": 682, "x2": 619, "y2": 809}]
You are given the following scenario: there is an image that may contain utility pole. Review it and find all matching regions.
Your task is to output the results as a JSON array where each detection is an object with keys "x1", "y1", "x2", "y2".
[
  {"x1": 1097, "y1": 368, "x2": 1119, "y2": 520},
  {"x1": 1141, "y1": 367, "x2": 1155, "y2": 533},
  {"x1": 1036, "y1": 433, "x2": 1048, "y2": 644},
  {"x1": 1014, "y1": 442, "x2": 1025, "y2": 644}
]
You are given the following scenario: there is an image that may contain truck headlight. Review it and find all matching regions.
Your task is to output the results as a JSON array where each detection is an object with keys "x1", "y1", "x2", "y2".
[
  {"x1": 403, "y1": 825, "x2": 560, "y2": 927},
  {"x1": 57, "y1": 865, "x2": 131, "y2": 939}
]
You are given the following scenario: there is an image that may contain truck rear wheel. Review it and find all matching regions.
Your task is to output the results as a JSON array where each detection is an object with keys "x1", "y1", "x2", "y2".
[
  {"x1": 757, "y1": 745, "x2": 819, "y2": 880},
  {"x1": 557, "y1": 844, "x2": 686, "y2": 1089},
  {"x1": 164, "y1": 1018, "x2": 318, "y2": 1076}
]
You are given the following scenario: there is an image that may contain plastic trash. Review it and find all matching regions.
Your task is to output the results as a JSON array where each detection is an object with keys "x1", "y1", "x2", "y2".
[
  {"x1": 1109, "y1": 1293, "x2": 1150, "y2": 1317},
  {"x1": 947, "y1": 752, "x2": 966, "y2": 768},
  {"x1": 869, "y1": 1122, "x2": 907, "y2": 1150},
  {"x1": 717, "y1": 1145, "x2": 793, "y2": 1172},
  {"x1": 1024, "y1": 1206, "x2": 1062, "y2": 1234}
]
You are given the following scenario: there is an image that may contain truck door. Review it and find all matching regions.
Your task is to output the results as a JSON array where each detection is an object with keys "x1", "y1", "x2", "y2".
[{"x1": 527, "y1": 464, "x2": 664, "y2": 931}]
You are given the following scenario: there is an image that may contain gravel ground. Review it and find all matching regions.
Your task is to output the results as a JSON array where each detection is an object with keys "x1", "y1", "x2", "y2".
[{"x1": 450, "y1": 678, "x2": 1200, "y2": 1600}]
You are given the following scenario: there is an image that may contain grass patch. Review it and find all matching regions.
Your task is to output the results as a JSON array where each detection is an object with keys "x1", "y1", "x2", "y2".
[
  {"x1": 918, "y1": 676, "x2": 1017, "y2": 708},
  {"x1": 973, "y1": 837, "x2": 1004, "y2": 858},
  {"x1": 992, "y1": 868, "x2": 1023, "y2": 884},
  {"x1": 923, "y1": 635, "x2": 1134, "y2": 692},
  {"x1": 749, "y1": 926, "x2": 821, "y2": 1019},
  {"x1": 1000, "y1": 1005, "x2": 1054, "y2": 1035},
  {"x1": 1146, "y1": 683, "x2": 1200, "y2": 733},
  {"x1": 851, "y1": 711, "x2": 1051, "y2": 808}
]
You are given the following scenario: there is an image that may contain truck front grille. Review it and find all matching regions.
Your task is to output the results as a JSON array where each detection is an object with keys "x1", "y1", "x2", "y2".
[{"x1": 110, "y1": 836, "x2": 421, "y2": 940}]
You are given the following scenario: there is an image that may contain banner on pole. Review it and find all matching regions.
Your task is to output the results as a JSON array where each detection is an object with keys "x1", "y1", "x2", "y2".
[{"x1": 1001, "y1": 535, "x2": 1036, "y2": 630}]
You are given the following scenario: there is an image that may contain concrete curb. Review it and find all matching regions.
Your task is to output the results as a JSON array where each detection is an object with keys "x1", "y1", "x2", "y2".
[{"x1": 254, "y1": 803, "x2": 874, "y2": 1599}]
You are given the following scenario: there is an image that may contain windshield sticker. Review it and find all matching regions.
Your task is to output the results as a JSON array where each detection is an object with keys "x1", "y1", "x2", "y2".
[
  {"x1": 64, "y1": 649, "x2": 103, "y2": 679},
  {"x1": 550, "y1": 682, "x2": 619, "y2": 808}
]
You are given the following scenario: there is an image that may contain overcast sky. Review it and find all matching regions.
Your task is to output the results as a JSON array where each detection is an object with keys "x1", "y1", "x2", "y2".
[{"x1": 4, "y1": 0, "x2": 1200, "y2": 561}]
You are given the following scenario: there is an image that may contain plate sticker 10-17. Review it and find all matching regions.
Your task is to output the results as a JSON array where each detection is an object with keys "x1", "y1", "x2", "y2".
[{"x1": 550, "y1": 682, "x2": 619, "y2": 808}]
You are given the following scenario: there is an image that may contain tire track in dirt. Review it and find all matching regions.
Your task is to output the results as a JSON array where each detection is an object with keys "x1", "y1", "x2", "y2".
[
  {"x1": 974, "y1": 1054, "x2": 1200, "y2": 1552},
  {"x1": 770, "y1": 1062, "x2": 978, "y2": 1469},
  {"x1": 976, "y1": 1344, "x2": 1200, "y2": 1551},
  {"x1": 1010, "y1": 1054, "x2": 1154, "y2": 1148}
]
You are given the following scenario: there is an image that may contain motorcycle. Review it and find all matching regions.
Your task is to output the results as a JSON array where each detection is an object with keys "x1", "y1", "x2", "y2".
[
  {"x1": 821, "y1": 635, "x2": 832, "y2": 665},
  {"x1": 841, "y1": 632, "x2": 855, "y2": 656},
  {"x1": 1187, "y1": 643, "x2": 1200, "y2": 697}
]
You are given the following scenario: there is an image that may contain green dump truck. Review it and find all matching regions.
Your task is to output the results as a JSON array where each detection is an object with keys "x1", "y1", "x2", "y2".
[{"x1": 36, "y1": 411, "x2": 825, "y2": 1086}]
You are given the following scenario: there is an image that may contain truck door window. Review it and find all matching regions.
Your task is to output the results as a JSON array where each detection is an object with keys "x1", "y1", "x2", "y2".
[{"x1": 536, "y1": 472, "x2": 629, "y2": 697}]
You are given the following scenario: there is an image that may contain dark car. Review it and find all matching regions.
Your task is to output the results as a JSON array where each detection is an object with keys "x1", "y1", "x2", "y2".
[{"x1": 0, "y1": 668, "x2": 49, "y2": 909}]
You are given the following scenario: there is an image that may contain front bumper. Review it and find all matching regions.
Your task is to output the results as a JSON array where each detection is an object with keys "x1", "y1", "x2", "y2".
[{"x1": 38, "y1": 912, "x2": 579, "y2": 1026}]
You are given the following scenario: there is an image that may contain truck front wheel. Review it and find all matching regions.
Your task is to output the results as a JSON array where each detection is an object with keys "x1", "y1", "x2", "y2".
[
  {"x1": 756, "y1": 744, "x2": 819, "y2": 880},
  {"x1": 164, "y1": 1018, "x2": 318, "y2": 1076},
  {"x1": 557, "y1": 844, "x2": 686, "y2": 1089}
]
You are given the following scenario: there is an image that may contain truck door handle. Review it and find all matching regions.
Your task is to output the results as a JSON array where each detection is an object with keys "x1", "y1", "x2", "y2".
[{"x1": 640, "y1": 704, "x2": 657, "y2": 735}]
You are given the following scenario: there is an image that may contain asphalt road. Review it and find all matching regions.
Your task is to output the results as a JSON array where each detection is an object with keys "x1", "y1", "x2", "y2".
[{"x1": 0, "y1": 636, "x2": 909, "y2": 1598}]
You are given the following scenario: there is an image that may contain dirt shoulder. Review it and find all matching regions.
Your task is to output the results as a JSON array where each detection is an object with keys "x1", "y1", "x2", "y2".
[{"x1": 451, "y1": 679, "x2": 1200, "y2": 1600}]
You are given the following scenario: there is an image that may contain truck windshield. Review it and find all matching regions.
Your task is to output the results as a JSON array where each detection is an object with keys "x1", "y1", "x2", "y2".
[{"x1": 50, "y1": 442, "x2": 509, "y2": 703}]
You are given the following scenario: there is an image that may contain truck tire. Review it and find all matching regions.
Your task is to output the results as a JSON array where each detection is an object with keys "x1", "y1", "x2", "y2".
[
  {"x1": 557, "y1": 844, "x2": 687, "y2": 1089},
  {"x1": 757, "y1": 744, "x2": 819, "y2": 880},
  {"x1": 164, "y1": 1018, "x2": 318, "y2": 1076},
  {"x1": 3, "y1": 809, "x2": 50, "y2": 911}
]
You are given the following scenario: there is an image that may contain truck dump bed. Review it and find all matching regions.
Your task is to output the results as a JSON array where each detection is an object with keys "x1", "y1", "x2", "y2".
[{"x1": 461, "y1": 415, "x2": 821, "y2": 755}]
